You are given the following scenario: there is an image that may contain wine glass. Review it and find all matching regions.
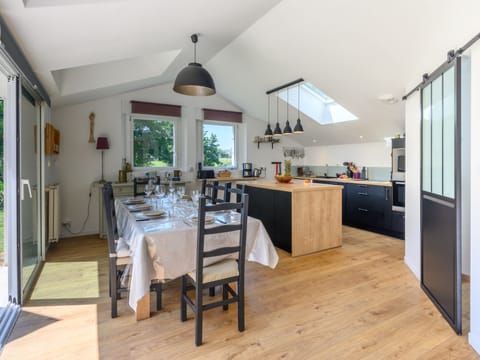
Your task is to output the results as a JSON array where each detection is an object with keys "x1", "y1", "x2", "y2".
[
  {"x1": 191, "y1": 190, "x2": 200, "y2": 208},
  {"x1": 177, "y1": 185, "x2": 186, "y2": 199},
  {"x1": 144, "y1": 182, "x2": 154, "y2": 197}
]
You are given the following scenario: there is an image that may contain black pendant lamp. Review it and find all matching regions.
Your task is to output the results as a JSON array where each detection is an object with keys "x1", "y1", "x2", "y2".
[
  {"x1": 264, "y1": 94, "x2": 273, "y2": 137},
  {"x1": 283, "y1": 87, "x2": 293, "y2": 134},
  {"x1": 173, "y1": 34, "x2": 216, "y2": 96},
  {"x1": 273, "y1": 93, "x2": 283, "y2": 137},
  {"x1": 294, "y1": 84, "x2": 304, "y2": 133}
]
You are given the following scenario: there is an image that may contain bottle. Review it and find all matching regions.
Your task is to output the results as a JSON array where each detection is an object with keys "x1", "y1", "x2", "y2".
[{"x1": 361, "y1": 167, "x2": 368, "y2": 180}]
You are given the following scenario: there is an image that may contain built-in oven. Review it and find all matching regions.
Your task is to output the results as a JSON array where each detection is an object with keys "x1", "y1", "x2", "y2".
[
  {"x1": 392, "y1": 181, "x2": 405, "y2": 212},
  {"x1": 392, "y1": 147, "x2": 405, "y2": 181}
]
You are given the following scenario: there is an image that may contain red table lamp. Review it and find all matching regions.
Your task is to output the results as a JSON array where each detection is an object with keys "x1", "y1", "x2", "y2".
[{"x1": 96, "y1": 137, "x2": 109, "y2": 182}]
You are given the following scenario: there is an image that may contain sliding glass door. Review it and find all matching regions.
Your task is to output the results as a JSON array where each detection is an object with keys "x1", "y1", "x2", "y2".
[
  {"x1": 19, "y1": 88, "x2": 42, "y2": 298},
  {"x1": 421, "y1": 58, "x2": 462, "y2": 334}
]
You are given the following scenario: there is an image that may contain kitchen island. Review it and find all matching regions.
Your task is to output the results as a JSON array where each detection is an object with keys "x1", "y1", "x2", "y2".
[{"x1": 238, "y1": 180, "x2": 342, "y2": 256}]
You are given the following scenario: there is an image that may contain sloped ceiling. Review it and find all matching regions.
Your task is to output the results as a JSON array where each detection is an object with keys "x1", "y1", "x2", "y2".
[{"x1": 1, "y1": 0, "x2": 480, "y2": 146}]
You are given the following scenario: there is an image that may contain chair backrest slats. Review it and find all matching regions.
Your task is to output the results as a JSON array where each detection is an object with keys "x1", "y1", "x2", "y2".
[
  {"x1": 195, "y1": 193, "x2": 249, "y2": 285},
  {"x1": 204, "y1": 246, "x2": 241, "y2": 258},
  {"x1": 204, "y1": 224, "x2": 242, "y2": 235},
  {"x1": 201, "y1": 180, "x2": 232, "y2": 204}
]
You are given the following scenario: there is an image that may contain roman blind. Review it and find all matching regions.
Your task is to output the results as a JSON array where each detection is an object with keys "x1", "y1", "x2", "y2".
[
  {"x1": 203, "y1": 108, "x2": 242, "y2": 123},
  {"x1": 131, "y1": 101, "x2": 181, "y2": 117}
]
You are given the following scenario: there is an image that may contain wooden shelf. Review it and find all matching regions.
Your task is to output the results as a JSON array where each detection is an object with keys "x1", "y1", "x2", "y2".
[
  {"x1": 254, "y1": 137, "x2": 280, "y2": 149},
  {"x1": 45, "y1": 123, "x2": 60, "y2": 155}
]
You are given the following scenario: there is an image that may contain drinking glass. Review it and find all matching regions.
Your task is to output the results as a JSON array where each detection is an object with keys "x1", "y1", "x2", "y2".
[
  {"x1": 191, "y1": 190, "x2": 200, "y2": 208},
  {"x1": 177, "y1": 185, "x2": 186, "y2": 199}
]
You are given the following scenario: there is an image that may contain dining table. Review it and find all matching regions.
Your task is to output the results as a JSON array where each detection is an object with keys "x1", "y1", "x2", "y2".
[{"x1": 115, "y1": 196, "x2": 279, "y2": 320}]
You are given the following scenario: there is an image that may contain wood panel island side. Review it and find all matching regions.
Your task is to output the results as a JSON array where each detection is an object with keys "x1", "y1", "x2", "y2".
[{"x1": 238, "y1": 180, "x2": 343, "y2": 257}]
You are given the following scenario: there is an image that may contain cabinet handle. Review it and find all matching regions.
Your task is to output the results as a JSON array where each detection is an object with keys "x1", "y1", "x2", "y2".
[
  {"x1": 358, "y1": 208, "x2": 369, "y2": 212},
  {"x1": 357, "y1": 192, "x2": 368, "y2": 196},
  {"x1": 385, "y1": 187, "x2": 388, "y2": 200},
  {"x1": 359, "y1": 185, "x2": 368, "y2": 188}
]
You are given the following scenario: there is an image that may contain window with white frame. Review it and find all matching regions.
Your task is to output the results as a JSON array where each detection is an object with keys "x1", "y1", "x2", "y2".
[
  {"x1": 131, "y1": 115, "x2": 176, "y2": 168},
  {"x1": 200, "y1": 121, "x2": 237, "y2": 168}
]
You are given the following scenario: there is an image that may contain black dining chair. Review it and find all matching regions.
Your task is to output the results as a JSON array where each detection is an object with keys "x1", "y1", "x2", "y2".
[
  {"x1": 180, "y1": 193, "x2": 249, "y2": 346},
  {"x1": 133, "y1": 177, "x2": 148, "y2": 197},
  {"x1": 102, "y1": 182, "x2": 163, "y2": 318},
  {"x1": 133, "y1": 177, "x2": 160, "y2": 197},
  {"x1": 201, "y1": 180, "x2": 232, "y2": 204},
  {"x1": 200, "y1": 180, "x2": 233, "y2": 296}
]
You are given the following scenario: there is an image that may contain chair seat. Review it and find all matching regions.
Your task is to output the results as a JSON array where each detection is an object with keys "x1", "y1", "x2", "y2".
[
  {"x1": 116, "y1": 255, "x2": 132, "y2": 266},
  {"x1": 188, "y1": 259, "x2": 238, "y2": 283}
]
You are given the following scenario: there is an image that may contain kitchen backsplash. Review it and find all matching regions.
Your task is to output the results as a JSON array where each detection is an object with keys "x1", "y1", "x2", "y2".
[{"x1": 291, "y1": 165, "x2": 391, "y2": 181}]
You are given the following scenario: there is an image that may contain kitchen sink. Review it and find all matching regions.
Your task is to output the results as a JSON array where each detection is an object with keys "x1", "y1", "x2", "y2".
[{"x1": 315, "y1": 176, "x2": 337, "y2": 179}]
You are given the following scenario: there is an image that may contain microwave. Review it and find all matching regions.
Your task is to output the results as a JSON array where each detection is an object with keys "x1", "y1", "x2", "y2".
[{"x1": 392, "y1": 148, "x2": 405, "y2": 181}]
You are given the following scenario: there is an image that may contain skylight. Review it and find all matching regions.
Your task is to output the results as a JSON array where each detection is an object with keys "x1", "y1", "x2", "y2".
[{"x1": 278, "y1": 82, "x2": 358, "y2": 125}]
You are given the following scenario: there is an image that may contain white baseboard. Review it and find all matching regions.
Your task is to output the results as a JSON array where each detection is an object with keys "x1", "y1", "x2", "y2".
[
  {"x1": 404, "y1": 256, "x2": 420, "y2": 280},
  {"x1": 469, "y1": 332, "x2": 480, "y2": 355}
]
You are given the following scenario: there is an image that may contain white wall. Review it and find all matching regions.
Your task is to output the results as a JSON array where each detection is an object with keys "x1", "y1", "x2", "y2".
[
  {"x1": 304, "y1": 141, "x2": 391, "y2": 168},
  {"x1": 468, "y1": 45, "x2": 480, "y2": 354},
  {"x1": 53, "y1": 82, "x2": 301, "y2": 237}
]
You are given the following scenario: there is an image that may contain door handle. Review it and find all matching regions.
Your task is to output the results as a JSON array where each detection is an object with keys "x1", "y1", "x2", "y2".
[{"x1": 20, "y1": 179, "x2": 32, "y2": 201}]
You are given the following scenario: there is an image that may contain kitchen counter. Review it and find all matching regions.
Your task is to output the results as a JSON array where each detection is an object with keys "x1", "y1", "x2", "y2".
[
  {"x1": 196, "y1": 177, "x2": 260, "y2": 182},
  {"x1": 239, "y1": 180, "x2": 342, "y2": 257},
  {"x1": 237, "y1": 179, "x2": 342, "y2": 192},
  {"x1": 293, "y1": 176, "x2": 391, "y2": 187}
]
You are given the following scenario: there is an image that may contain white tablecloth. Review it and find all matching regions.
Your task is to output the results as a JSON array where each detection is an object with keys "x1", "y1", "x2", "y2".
[{"x1": 115, "y1": 200, "x2": 279, "y2": 311}]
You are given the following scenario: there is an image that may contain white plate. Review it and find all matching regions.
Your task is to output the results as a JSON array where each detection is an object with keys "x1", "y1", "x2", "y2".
[
  {"x1": 123, "y1": 198, "x2": 145, "y2": 205},
  {"x1": 143, "y1": 210, "x2": 166, "y2": 217},
  {"x1": 190, "y1": 215, "x2": 215, "y2": 224},
  {"x1": 128, "y1": 204, "x2": 151, "y2": 212}
]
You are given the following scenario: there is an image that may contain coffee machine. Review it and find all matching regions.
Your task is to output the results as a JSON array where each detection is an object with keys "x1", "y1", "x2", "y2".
[{"x1": 242, "y1": 162, "x2": 253, "y2": 177}]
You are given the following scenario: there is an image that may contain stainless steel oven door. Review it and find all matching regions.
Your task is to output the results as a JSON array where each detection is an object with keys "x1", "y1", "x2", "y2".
[{"x1": 392, "y1": 181, "x2": 405, "y2": 212}]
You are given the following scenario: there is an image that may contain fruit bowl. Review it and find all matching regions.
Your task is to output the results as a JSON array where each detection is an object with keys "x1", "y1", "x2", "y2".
[{"x1": 275, "y1": 174, "x2": 293, "y2": 183}]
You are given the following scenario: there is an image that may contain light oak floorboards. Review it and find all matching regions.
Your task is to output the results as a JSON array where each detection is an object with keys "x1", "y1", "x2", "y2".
[{"x1": 2, "y1": 227, "x2": 477, "y2": 360}]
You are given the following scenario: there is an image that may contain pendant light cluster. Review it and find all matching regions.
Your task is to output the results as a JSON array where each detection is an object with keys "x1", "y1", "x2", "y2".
[{"x1": 264, "y1": 78, "x2": 304, "y2": 138}]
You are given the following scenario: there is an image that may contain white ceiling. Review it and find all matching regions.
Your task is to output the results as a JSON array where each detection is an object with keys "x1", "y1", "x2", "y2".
[{"x1": 1, "y1": 0, "x2": 480, "y2": 146}]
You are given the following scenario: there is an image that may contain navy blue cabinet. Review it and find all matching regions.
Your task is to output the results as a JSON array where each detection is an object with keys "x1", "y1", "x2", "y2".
[
  {"x1": 244, "y1": 185, "x2": 292, "y2": 252},
  {"x1": 312, "y1": 180, "x2": 403, "y2": 238},
  {"x1": 344, "y1": 184, "x2": 392, "y2": 231}
]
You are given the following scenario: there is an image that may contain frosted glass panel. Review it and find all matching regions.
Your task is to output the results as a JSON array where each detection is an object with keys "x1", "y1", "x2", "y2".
[
  {"x1": 422, "y1": 85, "x2": 431, "y2": 192},
  {"x1": 443, "y1": 67, "x2": 455, "y2": 198},
  {"x1": 431, "y1": 77, "x2": 443, "y2": 195}
]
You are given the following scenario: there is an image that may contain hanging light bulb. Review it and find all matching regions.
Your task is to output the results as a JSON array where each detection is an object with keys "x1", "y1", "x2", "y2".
[
  {"x1": 273, "y1": 92, "x2": 283, "y2": 137},
  {"x1": 264, "y1": 94, "x2": 273, "y2": 137},
  {"x1": 283, "y1": 87, "x2": 293, "y2": 134},
  {"x1": 294, "y1": 83, "x2": 304, "y2": 133}
]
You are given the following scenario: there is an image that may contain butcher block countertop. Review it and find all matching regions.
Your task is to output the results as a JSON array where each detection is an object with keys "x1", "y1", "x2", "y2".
[
  {"x1": 237, "y1": 180, "x2": 342, "y2": 192},
  {"x1": 293, "y1": 176, "x2": 392, "y2": 187}
]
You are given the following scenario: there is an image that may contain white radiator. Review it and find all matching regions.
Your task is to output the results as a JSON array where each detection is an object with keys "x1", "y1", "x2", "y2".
[{"x1": 46, "y1": 184, "x2": 61, "y2": 243}]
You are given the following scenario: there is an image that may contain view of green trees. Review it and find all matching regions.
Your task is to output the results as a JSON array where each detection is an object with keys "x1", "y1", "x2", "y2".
[
  {"x1": 133, "y1": 118, "x2": 233, "y2": 169},
  {"x1": 203, "y1": 131, "x2": 231, "y2": 167},
  {"x1": 133, "y1": 119, "x2": 174, "y2": 167}
]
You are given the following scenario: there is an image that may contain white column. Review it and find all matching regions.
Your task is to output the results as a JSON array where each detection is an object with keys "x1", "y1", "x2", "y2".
[{"x1": 404, "y1": 91, "x2": 421, "y2": 279}]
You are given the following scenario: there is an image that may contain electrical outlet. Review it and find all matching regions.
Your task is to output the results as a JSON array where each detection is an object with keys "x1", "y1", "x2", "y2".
[{"x1": 62, "y1": 218, "x2": 71, "y2": 226}]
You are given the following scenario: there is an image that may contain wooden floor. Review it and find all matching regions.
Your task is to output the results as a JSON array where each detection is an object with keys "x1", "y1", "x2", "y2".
[{"x1": 2, "y1": 227, "x2": 478, "y2": 360}]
